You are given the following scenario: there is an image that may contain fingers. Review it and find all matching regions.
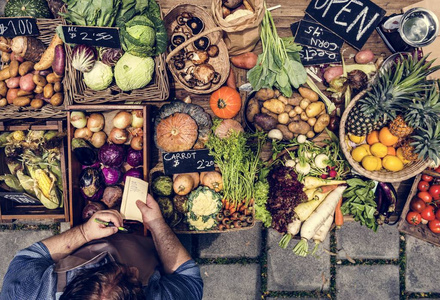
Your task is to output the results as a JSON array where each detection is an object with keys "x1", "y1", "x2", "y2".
[
  {"x1": 93, "y1": 210, "x2": 123, "y2": 227},
  {"x1": 146, "y1": 194, "x2": 156, "y2": 207},
  {"x1": 136, "y1": 200, "x2": 149, "y2": 214}
]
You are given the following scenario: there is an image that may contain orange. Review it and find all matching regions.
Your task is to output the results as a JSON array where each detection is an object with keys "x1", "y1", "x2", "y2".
[
  {"x1": 367, "y1": 131, "x2": 380, "y2": 145},
  {"x1": 378, "y1": 127, "x2": 399, "y2": 146},
  {"x1": 387, "y1": 147, "x2": 396, "y2": 156}
]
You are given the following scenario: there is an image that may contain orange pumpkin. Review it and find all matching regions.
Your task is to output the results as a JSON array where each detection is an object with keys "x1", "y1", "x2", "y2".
[
  {"x1": 156, "y1": 113, "x2": 198, "y2": 152},
  {"x1": 209, "y1": 86, "x2": 242, "y2": 119}
]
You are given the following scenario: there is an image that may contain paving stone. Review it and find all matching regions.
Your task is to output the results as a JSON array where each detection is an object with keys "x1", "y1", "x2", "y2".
[
  {"x1": 267, "y1": 298, "x2": 326, "y2": 300},
  {"x1": 200, "y1": 263, "x2": 260, "y2": 300},
  {"x1": 198, "y1": 223, "x2": 262, "y2": 258},
  {"x1": 406, "y1": 235, "x2": 440, "y2": 293},
  {"x1": 335, "y1": 222, "x2": 399, "y2": 259},
  {"x1": 0, "y1": 230, "x2": 53, "y2": 289},
  {"x1": 176, "y1": 234, "x2": 193, "y2": 255},
  {"x1": 336, "y1": 265, "x2": 399, "y2": 300},
  {"x1": 267, "y1": 229, "x2": 330, "y2": 292},
  {"x1": 60, "y1": 222, "x2": 71, "y2": 233}
]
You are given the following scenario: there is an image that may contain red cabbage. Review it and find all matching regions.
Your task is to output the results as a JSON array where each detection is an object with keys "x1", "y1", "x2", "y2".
[
  {"x1": 123, "y1": 167, "x2": 143, "y2": 182},
  {"x1": 101, "y1": 48, "x2": 123, "y2": 67},
  {"x1": 98, "y1": 144, "x2": 126, "y2": 167},
  {"x1": 71, "y1": 44, "x2": 97, "y2": 73},
  {"x1": 102, "y1": 166, "x2": 122, "y2": 185},
  {"x1": 126, "y1": 148, "x2": 143, "y2": 167},
  {"x1": 79, "y1": 167, "x2": 105, "y2": 201}
]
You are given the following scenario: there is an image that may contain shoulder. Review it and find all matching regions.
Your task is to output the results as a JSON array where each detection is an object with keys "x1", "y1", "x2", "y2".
[{"x1": 144, "y1": 260, "x2": 203, "y2": 300}]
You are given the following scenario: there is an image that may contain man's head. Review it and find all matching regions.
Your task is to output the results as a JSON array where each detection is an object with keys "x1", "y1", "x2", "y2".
[{"x1": 60, "y1": 261, "x2": 144, "y2": 300}]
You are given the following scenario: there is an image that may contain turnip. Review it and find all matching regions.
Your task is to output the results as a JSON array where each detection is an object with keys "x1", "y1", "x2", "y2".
[
  {"x1": 295, "y1": 161, "x2": 310, "y2": 175},
  {"x1": 314, "y1": 154, "x2": 329, "y2": 169},
  {"x1": 293, "y1": 186, "x2": 346, "y2": 256}
]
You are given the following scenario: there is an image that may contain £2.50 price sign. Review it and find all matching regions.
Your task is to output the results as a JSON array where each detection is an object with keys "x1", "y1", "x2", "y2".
[{"x1": 61, "y1": 25, "x2": 121, "y2": 48}]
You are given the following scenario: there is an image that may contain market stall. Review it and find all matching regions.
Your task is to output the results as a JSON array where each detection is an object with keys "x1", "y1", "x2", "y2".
[{"x1": 0, "y1": 0, "x2": 439, "y2": 249}]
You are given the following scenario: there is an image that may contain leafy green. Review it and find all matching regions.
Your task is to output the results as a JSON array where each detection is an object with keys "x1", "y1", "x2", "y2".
[
  {"x1": 247, "y1": 7, "x2": 306, "y2": 97},
  {"x1": 60, "y1": 0, "x2": 121, "y2": 26},
  {"x1": 115, "y1": 0, "x2": 137, "y2": 26},
  {"x1": 254, "y1": 176, "x2": 271, "y2": 227},
  {"x1": 341, "y1": 178, "x2": 378, "y2": 231}
]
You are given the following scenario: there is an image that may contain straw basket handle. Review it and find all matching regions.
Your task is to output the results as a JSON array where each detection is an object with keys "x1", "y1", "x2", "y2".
[{"x1": 166, "y1": 27, "x2": 223, "y2": 63}]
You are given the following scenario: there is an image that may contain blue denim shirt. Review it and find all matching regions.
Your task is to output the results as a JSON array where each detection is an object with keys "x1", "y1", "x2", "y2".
[{"x1": 0, "y1": 242, "x2": 203, "y2": 300}]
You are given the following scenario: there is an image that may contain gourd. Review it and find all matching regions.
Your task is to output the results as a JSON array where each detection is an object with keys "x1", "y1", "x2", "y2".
[
  {"x1": 173, "y1": 174, "x2": 194, "y2": 196},
  {"x1": 209, "y1": 86, "x2": 242, "y2": 119},
  {"x1": 5, "y1": 0, "x2": 51, "y2": 18},
  {"x1": 155, "y1": 113, "x2": 198, "y2": 152},
  {"x1": 200, "y1": 171, "x2": 223, "y2": 192}
]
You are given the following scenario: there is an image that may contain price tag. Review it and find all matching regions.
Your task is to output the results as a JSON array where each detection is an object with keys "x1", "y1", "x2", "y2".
[
  {"x1": 162, "y1": 149, "x2": 215, "y2": 175},
  {"x1": 61, "y1": 25, "x2": 121, "y2": 48},
  {"x1": 0, "y1": 17, "x2": 39, "y2": 37},
  {"x1": 0, "y1": 192, "x2": 40, "y2": 204}
]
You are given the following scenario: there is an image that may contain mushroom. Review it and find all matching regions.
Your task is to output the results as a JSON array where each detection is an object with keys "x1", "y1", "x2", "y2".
[
  {"x1": 177, "y1": 12, "x2": 192, "y2": 26},
  {"x1": 194, "y1": 37, "x2": 210, "y2": 51},
  {"x1": 174, "y1": 60, "x2": 186, "y2": 70},
  {"x1": 193, "y1": 64, "x2": 215, "y2": 84},
  {"x1": 212, "y1": 72, "x2": 221, "y2": 84},
  {"x1": 207, "y1": 45, "x2": 219, "y2": 57},
  {"x1": 171, "y1": 33, "x2": 186, "y2": 47},
  {"x1": 187, "y1": 17, "x2": 204, "y2": 35},
  {"x1": 187, "y1": 50, "x2": 209, "y2": 65}
]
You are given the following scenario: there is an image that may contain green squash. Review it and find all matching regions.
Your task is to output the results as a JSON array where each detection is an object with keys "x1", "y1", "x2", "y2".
[{"x1": 5, "y1": 0, "x2": 51, "y2": 18}]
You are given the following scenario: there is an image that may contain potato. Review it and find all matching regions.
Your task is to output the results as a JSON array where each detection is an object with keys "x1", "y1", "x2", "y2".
[
  {"x1": 12, "y1": 96, "x2": 31, "y2": 107},
  {"x1": 355, "y1": 49, "x2": 374, "y2": 64},
  {"x1": 6, "y1": 77, "x2": 20, "y2": 89},
  {"x1": 278, "y1": 95, "x2": 288, "y2": 105},
  {"x1": 44, "y1": 83, "x2": 54, "y2": 98},
  {"x1": 299, "y1": 98, "x2": 310, "y2": 110},
  {"x1": 1, "y1": 52, "x2": 10, "y2": 63},
  {"x1": 284, "y1": 104, "x2": 293, "y2": 113},
  {"x1": 53, "y1": 81, "x2": 62, "y2": 92},
  {"x1": 0, "y1": 81, "x2": 6, "y2": 97},
  {"x1": 287, "y1": 93, "x2": 303, "y2": 106},
  {"x1": 268, "y1": 129, "x2": 283, "y2": 140},
  {"x1": 246, "y1": 97, "x2": 260, "y2": 122},
  {"x1": 19, "y1": 73, "x2": 35, "y2": 92},
  {"x1": 0, "y1": 98, "x2": 7, "y2": 107},
  {"x1": 254, "y1": 113, "x2": 278, "y2": 131},
  {"x1": 50, "y1": 92, "x2": 63, "y2": 106},
  {"x1": 0, "y1": 67, "x2": 11, "y2": 81},
  {"x1": 8, "y1": 60, "x2": 19, "y2": 78},
  {"x1": 6, "y1": 88, "x2": 19, "y2": 104},
  {"x1": 17, "y1": 89, "x2": 32, "y2": 96},
  {"x1": 288, "y1": 110, "x2": 297, "y2": 118},
  {"x1": 277, "y1": 112, "x2": 289, "y2": 124},
  {"x1": 30, "y1": 98, "x2": 44, "y2": 109},
  {"x1": 294, "y1": 106, "x2": 303, "y2": 114},
  {"x1": 276, "y1": 124, "x2": 294, "y2": 140},
  {"x1": 288, "y1": 121, "x2": 311, "y2": 135},
  {"x1": 0, "y1": 37, "x2": 10, "y2": 52},
  {"x1": 307, "y1": 117, "x2": 317, "y2": 126},
  {"x1": 305, "y1": 102, "x2": 325, "y2": 118},
  {"x1": 306, "y1": 130, "x2": 315, "y2": 139},
  {"x1": 298, "y1": 87, "x2": 319, "y2": 102},
  {"x1": 314, "y1": 113, "x2": 330, "y2": 133},
  {"x1": 255, "y1": 88, "x2": 275, "y2": 101},
  {"x1": 18, "y1": 61, "x2": 34, "y2": 76},
  {"x1": 261, "y1": 107, "x2": 278, "y2": 120},
  {"x1": 34, "y1": 85, "x2": 43, "y2": 94},
  {"x1": 33, "y1": 74, "x2": 47, "y2": 86},
  {"x1": 324, "y1": 66, "x2": 343, "y2": 83},
  {"x1": 291, "y1": 115, "x2": 301, "y2": 122},
  {"x1": 230, "y1": 52, "x2": 258, "y2": 69},
  {"x1": 263, "y1": 98, "x2": 286, "y2": 114},
  {"x1": 300, "y1": 111, "x2": 309, "y2": 121},
  {"x1": 46, "y1": 72, "x2": 62, "y2": 83}
]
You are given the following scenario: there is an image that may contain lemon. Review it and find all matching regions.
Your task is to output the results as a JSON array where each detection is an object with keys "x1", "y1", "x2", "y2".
[
  {"x1": 375, "y1": 157, "x2": 382, "y2": 170},
  {"x1": 349, "y1": 134, "x2": 366, "y2": 144},
  {"x1": 351, "y1": 146, "x2": 369, "y2": 162},
  {"x1": 359, "y1": 144, "x2": 371, "y2": 155},
  {"x1": 396, "y1": 148, "x2": 411, "y2": 164},
  {"x1": 383, "y1": 155, "x2": 404, "y2": 172},
  {"x1": 362, "y1": 155, "x2": 380, "y2": 171},
  {"x1": 370, "y1": 142, "x2": 388, "y2": 158}
]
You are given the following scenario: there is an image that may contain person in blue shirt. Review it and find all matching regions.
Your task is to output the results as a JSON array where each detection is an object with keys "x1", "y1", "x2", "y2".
[{"x1": 0, "y1": 194, "x2": 203, "y2": 300}]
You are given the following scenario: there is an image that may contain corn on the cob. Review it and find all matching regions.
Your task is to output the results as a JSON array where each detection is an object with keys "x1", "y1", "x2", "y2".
[
  {"x1": 34, "y1": 169, "x2": 54, "y2": 198},
  {"x1": 12, "y1": 130, "x2": 25, "y2": 141}
]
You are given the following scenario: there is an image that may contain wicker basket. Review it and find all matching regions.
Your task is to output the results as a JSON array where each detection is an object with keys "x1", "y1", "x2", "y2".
[
  {"x1": 64, "y1": 10, "x2": 170, "y2": 104},
  {"x1": 164, "y1": 4, "x2": 230, "y2": 94},
  {"x1": 339, "y1": 90, "x2": 430, "y2": 182},
  {"x1": 0, "y1": 18, "x2": 67, "y2": 121},
  {"x1": 149, "y1": 163, "x2": 255, "y2": 234}
]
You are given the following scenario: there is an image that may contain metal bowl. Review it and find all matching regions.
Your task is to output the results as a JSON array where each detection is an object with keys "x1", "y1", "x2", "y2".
[{"x1": 399, "y1": 8, "x2": 439, "y2": 47}]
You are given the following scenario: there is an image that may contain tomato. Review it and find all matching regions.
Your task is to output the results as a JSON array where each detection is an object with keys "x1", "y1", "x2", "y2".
[
  {"x1": 434, "y1": 166, "x2": 440, "y2": 174},
  {"x1": 429, "y1": 185, "x2": 440, "y2": 200},
  {"x1": 428, "y1": 219, "x2": 440, "y2": 234},
  {"x1": 406, "y1": 211, "x2": 422, "y2": 225},
  {"x1": 418, "y1": 181, "x2": 430, "y2": 192},
  {"x1": 421, "y1": 206, "x2": 436, "y2": 221},
  {"x1": 436, "y1": 209, "x2": 440, "y2": 220},
  {"x1": 410, "y1": 197, "x2": 426, "y2": 213},
  {"x1": 418, "y1": 191, "x2": 433, "y2": 203},
  {"x1": 422, "y1": 174, "x2": 434, "y2": 182}
]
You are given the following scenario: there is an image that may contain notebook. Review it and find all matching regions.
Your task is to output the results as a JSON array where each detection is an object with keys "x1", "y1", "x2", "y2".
[{"x1": 120, "y1": 176, "x2": 148, "y2": 223}]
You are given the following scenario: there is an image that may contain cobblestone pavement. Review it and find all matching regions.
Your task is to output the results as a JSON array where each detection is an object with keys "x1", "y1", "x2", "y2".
[{"x1": 0, "y1": 221, "x2": 440, "y2": 299}]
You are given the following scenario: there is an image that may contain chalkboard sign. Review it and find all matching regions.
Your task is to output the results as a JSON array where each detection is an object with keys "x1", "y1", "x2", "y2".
[
  {"x1": 305, "y1": 0, "x2": 386, "y2": 50},
  {"x1": 61, "y1": 25, "x2": 121, "y2": 48},
  {"x1": 293, "y1": 20, "x2": 344, "y2": 53},
  {"x1": 162, "y1": 149, "x2": 215, "y2": 175},
  {"x1": 0, "y1": 17, "x2": 39, "y2": 37},
  {"x1": 300, "y1": 45, "x2": 342, "y2": 66},
  {"x1": 0, "y1": 192, "x2": 40, "y2": 204}
]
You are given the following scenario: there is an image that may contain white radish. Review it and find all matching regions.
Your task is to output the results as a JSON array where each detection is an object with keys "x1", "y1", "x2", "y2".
[
  {"x1": 279, "y1": 218, "x2": 301, "y2": 249},
  {"x1": 303, "y1": 176, "x2": 346, "y2": 190},
  {"x1": 314, "y1": 154, "x2": 329, "y2": 169},
  {"x1": 294, "y1": 186, "x2": 338, "y2": 221},
  {"x1": 311, "y1": 213, "x2": 334, "y2": 255},
  {"x1": 293, "y1": 186, "x2": 346, "y2": 256}
]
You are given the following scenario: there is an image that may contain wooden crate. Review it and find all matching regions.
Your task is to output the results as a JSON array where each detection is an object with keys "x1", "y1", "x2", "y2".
[
  {"x1": 67, "y1": 105, "x2": 151, "y2": 227},
  {"x1": 398, "y1": 172, "x2": 440, "y2": 246},
  {"x1": 0, "y1": 121, "x2": 69, "y2": 222}
]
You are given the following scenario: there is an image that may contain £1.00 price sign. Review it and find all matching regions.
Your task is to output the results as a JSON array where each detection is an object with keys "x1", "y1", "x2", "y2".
[{"x1": 0, "y1": 17, "x2": 39, "y2": 37}]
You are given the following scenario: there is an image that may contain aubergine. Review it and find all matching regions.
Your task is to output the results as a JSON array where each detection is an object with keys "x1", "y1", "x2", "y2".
[
  {"x1": 72, "y1": 138, "x2": 97, "y2": 166},
  {"x1": 79, "y1": 167, "x2": 105, "y2": 201}
]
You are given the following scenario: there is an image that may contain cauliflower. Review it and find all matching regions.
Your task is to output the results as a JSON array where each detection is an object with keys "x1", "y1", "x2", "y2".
[
  {"x1": 186, "y1": 187, "x2": 222, "y2": 231},
  {"x1": 114, "y1": 53, "x2": 155, "y2": 91},
  {"x1": 188, "y1": 216, "x2": 216, "y2": 231}
]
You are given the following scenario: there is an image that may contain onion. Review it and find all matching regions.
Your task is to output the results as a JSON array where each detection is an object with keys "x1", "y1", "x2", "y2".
[
  {"x1": 70, "y1": 111, "x2": 87, "y2": 129},
  {"x1": 91, "y1": 131, "x2": 107, "y2": 148},
  {"x1": 74, "y1": 127, "x2": 93, "y2": 140},
  {"x1": 87, "y1": 113, "x2": 105, "y2": 132},
  {"x1": 130, "y1": 136, "x2": 143, "y2": 150},
  {"x1": 113, "y1": 111, "x2": 132, "y2": 129},
  {"x1": 131, "y1": 110, "x2": 144, "y2": 128},
  {"x1": 109, "y1": 128, "x2": 128, "y2": 144}
]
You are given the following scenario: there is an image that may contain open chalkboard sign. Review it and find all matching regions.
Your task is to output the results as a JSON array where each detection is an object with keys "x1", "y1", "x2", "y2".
[
  {"x1": 0, "y1": 192, "x2": 40, "y2": 204},
  {"x1": 0, "y1": 17, "x2": 39, "y2": 37},
  {"x1": 305, "y1": 0, "x2": 386, "y2": 50},
  {"x1": 162, "y1": 149, "x2": 215, "y2": 175},
  {"x1": 293, "y1": 20, "x2": 344, "y2": 53},
  {"x1": 61, "y1": 25, "x2": 121, "y2": 48}
]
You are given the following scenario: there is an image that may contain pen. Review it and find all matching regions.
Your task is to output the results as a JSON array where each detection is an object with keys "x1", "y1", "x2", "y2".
[{"x1": 94, "y1": 218, "x2": 128, "y2": 232}]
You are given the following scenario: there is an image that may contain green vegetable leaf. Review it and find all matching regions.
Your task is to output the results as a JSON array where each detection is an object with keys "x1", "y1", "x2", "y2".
[
  {"x1": 365, "y1": 205, "x2": 376, "y2": 219},
  {"x1": 346, "y1": 178, "x2": 366, "y2": 187},
  {"x1": 248, "y1": 63, "x2": 264, "y2": 91},
  {"x1": 285, "y1": 59, "x2": 307, "y2": 89}
]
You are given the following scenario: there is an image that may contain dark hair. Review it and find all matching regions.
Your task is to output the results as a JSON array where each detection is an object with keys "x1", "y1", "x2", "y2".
[{"x1": 60, "y1": 261, "x2": 145, "y2": 300}]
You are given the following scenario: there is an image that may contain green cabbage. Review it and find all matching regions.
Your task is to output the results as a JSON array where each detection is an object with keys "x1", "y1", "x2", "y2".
[
  {"x1": 114, "y1": 53, "x2": 155, "y2": 91},
  {"x1": 83, "y1": 61, "x2": 113, "y2": 91}
]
